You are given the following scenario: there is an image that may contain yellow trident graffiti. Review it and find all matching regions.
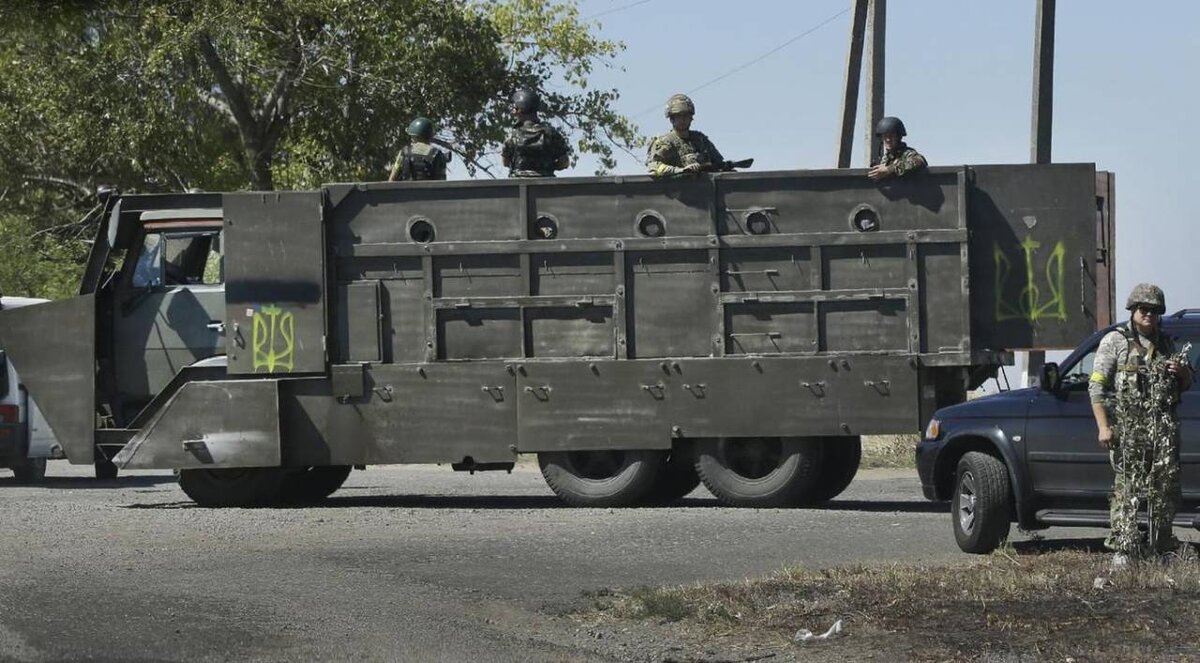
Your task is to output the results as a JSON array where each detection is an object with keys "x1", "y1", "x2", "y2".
[
  {"x1": 251, "y1": 304, "x2": 295, "y2": 372},
  {"x1": 994, "y1": 235, "x2": 1067, "y2": 322}
]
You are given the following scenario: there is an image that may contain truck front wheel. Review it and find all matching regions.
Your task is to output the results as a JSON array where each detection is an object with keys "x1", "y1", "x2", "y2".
[
  {"x1": 11, "y1": 457, "x2": 47, "y2": 484},
  {"x1": 538, "y1": 450, "x2": 667, "y2": 507},
  {"x1": 952, "y1": 452, "x2": 1012, "y2": 554},
  {"x1": 694, "y1": 437, "x2": 822, "y2": 507},
  {"x1": 178, "y1": 467, "x2": 286, "y2": 507}
]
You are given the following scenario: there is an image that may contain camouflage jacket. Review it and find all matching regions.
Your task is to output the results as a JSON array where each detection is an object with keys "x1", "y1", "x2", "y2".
[
  {"x1": 502, "y1": 120, "x2": 570, "y2": 177},
  {"x1": 877, "y1": 142, "x2": 926, "y2": 177},
  {"x1": 646, "y1": 130, "x2": 724, "y2": 177},
  {"x1": 392, "y1": 142, "x2": 448, "y2": 181},
  {"x1": 1088, "y1": 323, "x2": 1183, "y2": 406}
]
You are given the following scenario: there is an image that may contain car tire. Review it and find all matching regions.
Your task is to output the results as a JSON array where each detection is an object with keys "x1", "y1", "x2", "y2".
[
  {"x1": 538, "y1": 449, "x2": 667, "y2": 507},
  {"x1": 694, "y1": 437, "x2": 823, "y2": 507},
  {"x1": 278, "y1": 466, "x2": 352, "y2": 504},
  {"x1": 11, "y1": 457, "x2": 47, "y2": 484},
  {"x1": 952, "y1": 451, "x2": 1012, "y2": 554},
  {"x1": 642, "y1": 450, "x2": 701, "y2": 505},
  {"x1": 799, "y1": 436, "x2": 862, "y2": 505},
  {"x1": 178, "y1": 467, "x2": 286, "y2": 507}
]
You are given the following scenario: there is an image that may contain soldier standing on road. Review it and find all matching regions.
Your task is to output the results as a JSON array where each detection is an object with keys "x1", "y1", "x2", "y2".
[
  {"x1": 389, "y1": 117, "x2": 450, "y2": 182},
  {"x1": 646, "y1": 94, "x2": 726, "y2": 177},
  {"x1": 867, "y1": 116, "x2": 926, "y2": 181},
  {"x1": 1089, "y1": 283, "x2": 1193, "y2": 567},
  {"x1": 501, "y1": 89, "x2": 570, "y2": 178}
]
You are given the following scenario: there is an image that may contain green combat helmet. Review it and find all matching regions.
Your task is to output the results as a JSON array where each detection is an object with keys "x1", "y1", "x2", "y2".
[
  {"x1": 1126, "y1": 282, "x2": 1166, "y2": 315},
  {"x1": 874, "y1": 116, "x2": 907, "y2": 137},
  {"x1": 511, "y1": 88, "x2": 541, "y2": 114},
  {"x1": 664, "y1": 93, "x2": 695, "y2": 118},
  {"x1": 407, "y1": 117, "x2": 434, "y2": 141}
]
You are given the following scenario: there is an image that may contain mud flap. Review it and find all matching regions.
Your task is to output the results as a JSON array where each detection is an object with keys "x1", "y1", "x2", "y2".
[
  {"x1": 113, "y1": 379, "x2": 282, "y2": 469},
  {"x1": 0, "y1": 295, "x2": 96, "y2": 464}
]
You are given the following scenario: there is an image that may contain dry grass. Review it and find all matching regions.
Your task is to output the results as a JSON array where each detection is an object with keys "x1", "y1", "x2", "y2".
[
  {"x1": 860, "y1": 434, "x2": 918, "y2": 469},
  {"x1": 581, "y1": 545, "x2": 1200, "y2": 661}
]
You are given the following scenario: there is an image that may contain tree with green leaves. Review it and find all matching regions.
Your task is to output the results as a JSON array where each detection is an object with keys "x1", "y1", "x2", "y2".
[{"x1": 0, "y1": 0, "x2": 640, "y2": 298}]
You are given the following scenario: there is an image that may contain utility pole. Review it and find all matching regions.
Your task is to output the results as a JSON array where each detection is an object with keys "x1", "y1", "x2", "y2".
[
  {"x1": 864, "y1": 0, "x2": 886, "y2": 167},
  {"x1": 1021, "y1": 0, "x2": 1055, "y2": 387},
  {"x1": 836, "y1": 0, "x2": 870, "y2": 168}
]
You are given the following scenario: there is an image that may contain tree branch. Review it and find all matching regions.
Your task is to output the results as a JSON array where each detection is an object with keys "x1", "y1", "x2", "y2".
[{"x1": 196, "y1": 32, "x2": 256, "y2": 132}]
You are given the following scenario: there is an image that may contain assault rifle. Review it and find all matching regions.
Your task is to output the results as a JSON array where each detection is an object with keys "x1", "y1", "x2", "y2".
[{"x1": 699, "y1": 158, "x2": 754, "y2": 172}]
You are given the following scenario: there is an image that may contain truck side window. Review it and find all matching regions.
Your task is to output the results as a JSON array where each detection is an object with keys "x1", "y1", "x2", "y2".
[
  {"x1": 1061, "y1": 348, "x2": 1096, "y2": 389},
  {"x1": 132, "y1": 230, "x2": 223, "y2": 287},
  {"x1": 132, "y1": 233, "x2": 164, "y2": 288}
]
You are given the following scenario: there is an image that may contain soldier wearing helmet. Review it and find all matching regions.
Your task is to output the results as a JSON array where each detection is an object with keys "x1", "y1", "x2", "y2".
[
  {"x1": 1089, "y1": 283, "x2": 1193, "y2": 565},
  {"x1": 646, "y1": 94, "x2": 725, "y2": 177},
  {"x1": 867, "y1": 116, "x2": 926, "y2": 181},
  {"x1": 501, "y1": 88, "x2": 571, "y2": 178},
  {"x1": 389, "y1": 117, "x2": 450, "y2": 182}
]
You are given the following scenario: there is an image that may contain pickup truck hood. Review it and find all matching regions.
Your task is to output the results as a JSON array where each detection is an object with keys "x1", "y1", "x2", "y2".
[{"x1": 937, "y1": 387, "x2": 1036, "y2": 420}]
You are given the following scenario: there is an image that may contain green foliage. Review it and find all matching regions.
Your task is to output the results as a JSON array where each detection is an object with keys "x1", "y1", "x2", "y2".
[
  {"x1": 0, "y1": 214, "x2": 85, "y2": 300},
  {"x1": 0, "y1": 0, "x2": 638, "y2": 297}
]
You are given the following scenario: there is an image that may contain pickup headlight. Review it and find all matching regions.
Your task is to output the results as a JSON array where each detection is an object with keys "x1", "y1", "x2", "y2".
[{"x1": 924, "y1": 417, "x2": 941, "y2": 440}]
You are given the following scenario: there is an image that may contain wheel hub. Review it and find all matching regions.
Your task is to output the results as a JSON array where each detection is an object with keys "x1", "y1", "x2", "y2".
[{"x1": 958, "y1": 470, "x2": 977, "y2": 533}]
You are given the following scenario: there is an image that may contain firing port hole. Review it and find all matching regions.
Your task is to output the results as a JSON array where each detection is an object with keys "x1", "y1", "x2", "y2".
[
  {"x1": 849, "y1": 205, "x2": 880, "y2": 233},
  {"x1": 531, "y1": 214, "x2": 559, "y2": 240},
  {"x1": 408, "y1": 218, "x2": 436, "y2": 243},
  {"x1": 635, "y1": 211, "x2": 666, "y2": 238},
  {"x1": 744, "y1": 210, "x2": 772, "y2": 235}
]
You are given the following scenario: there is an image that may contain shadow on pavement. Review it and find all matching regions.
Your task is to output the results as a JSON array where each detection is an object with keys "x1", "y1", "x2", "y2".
[
  {"x1": 2, "y1": 475, "x2": 176, "y2": 489},
  {"x1": 816, "y1": 499, "x2": 950, "y2": 514}
]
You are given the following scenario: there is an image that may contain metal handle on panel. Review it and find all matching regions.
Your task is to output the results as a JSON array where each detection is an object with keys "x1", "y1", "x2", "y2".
[
  {"x1": 640, "y1": 382, "x2": 666, "y2": 400},
  {"x1": 801, "y1": 380, "x2": 827, "y2": 397},
  {"x1": 206, "y1": 321, "x2": 225, "y2": 334}
]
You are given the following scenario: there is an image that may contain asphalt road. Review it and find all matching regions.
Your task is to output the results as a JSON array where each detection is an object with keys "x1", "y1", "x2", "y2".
[{"x1": 0, "y1": 461, "x2": 1179, "y2": 662}]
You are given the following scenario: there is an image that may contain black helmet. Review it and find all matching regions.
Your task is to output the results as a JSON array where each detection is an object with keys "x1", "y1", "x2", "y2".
[
  {"x1": 874, "y1": 116, "x2": 907, "y2": 137},
  {"x1": 1125, "y1": 282, "x2": 1166, "y2": 315},
  {"x1": 511, "y1": 88, "x2": 540, "y2": 114},
  {"x1": 406, "y1": 117, "x2": 434, "y2": 140}
]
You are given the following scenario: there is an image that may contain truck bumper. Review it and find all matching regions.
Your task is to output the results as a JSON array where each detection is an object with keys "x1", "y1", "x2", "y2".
[{"x1": 915, "y1": 438, "x2": 942, "y2": 501}]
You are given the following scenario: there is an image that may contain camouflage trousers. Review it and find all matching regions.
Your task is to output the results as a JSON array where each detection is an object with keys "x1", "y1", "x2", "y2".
[{"x1": 1106, "y1": 435, "x2": 1181, "y2": 557}]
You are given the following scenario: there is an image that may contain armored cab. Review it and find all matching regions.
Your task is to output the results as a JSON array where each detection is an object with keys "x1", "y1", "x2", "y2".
[{"x1": 0, "y1": 165, "x2": 1112, "y2": 506}]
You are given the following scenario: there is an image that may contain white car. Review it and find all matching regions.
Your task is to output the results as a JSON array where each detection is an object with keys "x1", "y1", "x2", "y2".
[{"x1": 1, "y1": 296, "x2": 62, "y2": 483}]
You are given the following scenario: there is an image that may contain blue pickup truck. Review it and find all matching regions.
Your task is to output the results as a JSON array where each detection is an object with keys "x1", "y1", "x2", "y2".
[{"x1": 917, "y1": 310, "x2": 1200, "y2": 553}]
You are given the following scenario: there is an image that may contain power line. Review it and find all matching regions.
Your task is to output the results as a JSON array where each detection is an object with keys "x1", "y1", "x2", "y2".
[
  {"x1": 584, "y1": 0, "x2": 654, "y2": 20},
  {"x1": 632, "y1": 6, "x2": 850, "y2": 118}
]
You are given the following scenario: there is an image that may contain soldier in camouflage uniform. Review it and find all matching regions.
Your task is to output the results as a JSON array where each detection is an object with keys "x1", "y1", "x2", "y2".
[
  {"x1": 501, "y1": 89, "x2": 570, "y2": 178},
  {"x1": 1089, "y1": 283, "x2": 1193, "y2": 565},
  {"x1": 646, "y1": 94, "x2": 726, "y2": 177},
  {"x1": 389, "y1": 117, "x2": 450, "y2": 182},
  {"x1": 868, "y1": 116, "x2": 927, "y2": 181}
]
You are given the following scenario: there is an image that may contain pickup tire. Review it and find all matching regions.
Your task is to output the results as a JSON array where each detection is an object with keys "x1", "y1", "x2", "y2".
[
  {"x1": 539, "y1": 450, "x2": 667, "y2": 507},
  {"x1": 642, "y1": 450, "x2": 701, "y2": 505},
  {"x1": 799, "y1": 436, "x2": 862, "y2": 505},
  {"x1": 952, "y1": 452, "x2": 1012, "y2": 554},
  {"x1": 11, "y1": 457, "x2": 47, "y2": 484},
  {"x1": 178, "y1": 467, "x2": 286, "y2": 508},
  {"x1": 695, "y1": 437, "x2": 823, "y2": 507},
  {"x1": 278, "y1": 466, "x2": 352, "y2": 504}
]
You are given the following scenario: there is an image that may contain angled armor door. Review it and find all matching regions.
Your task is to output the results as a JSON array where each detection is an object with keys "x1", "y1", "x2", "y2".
[{"x1": 223, "y1": 192, "x2": 327, "y2": 375}]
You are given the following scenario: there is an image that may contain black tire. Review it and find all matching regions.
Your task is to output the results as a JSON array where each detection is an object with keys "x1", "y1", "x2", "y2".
[
  {"x1": 11, "y1": 457, "x2": 47, "y2": 484},
  {"x1": 278, "y1": 466, "x2": 352, "y2": 504},
  {"x1": 694, "y1": 437, "x2": 823, "y2": 507},
  {"x1": 799, "y1": 436, "x2": 862, "y2": 505},
  {"x1": 538, "y1": 449, "x2": 667, "y2": 507},
  {"x1": 952, "y1": 452, "x2": 1012, "y2": 554},
  {"x1": 95, "y1": 459, "x2": 118, "y2": 480},
  {"x1": 642, "y1": 450, "x2": 701, "y2": 505},
  {"x1": 178, "y1": 467, "x2": 286, "y2": 507}
]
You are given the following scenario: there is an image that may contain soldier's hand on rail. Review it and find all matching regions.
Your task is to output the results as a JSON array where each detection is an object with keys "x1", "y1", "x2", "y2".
[
  {"x1": 682, "y1": 163, "x2": 703, "y2": 174},
  {"x1": 1097, "y1": 424, "x2": 1114, "y2": 450},
  {"x1": 867, "y1": 164, "x2": 892, "y2": 181}
]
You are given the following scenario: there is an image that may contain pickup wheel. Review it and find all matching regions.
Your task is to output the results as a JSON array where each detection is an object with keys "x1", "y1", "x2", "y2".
[
  {"x1": 278, "y1": 466, "x2": 352, "y2": 504},
  {"x1": 799, "y1": 436, "x2": 862, "y2": 505},
  {"x1": 695, "y1": 437, "x2": 823, "y2": 507},
  {"x1": 178, "y1": 467, "x2": 286, "y2": 508},
  {"x1": 11, "y1": 457, "x2": 47, "y2": 484},
  {"x1": 952, "y1": 452, "x2": 1012, "y2": 554},
  {"x1": 538, "y1": 450, "x2": 667, "y2": 507},
  {"x1": 642, "y1": 450, "x2": 701, "y2": 505}
]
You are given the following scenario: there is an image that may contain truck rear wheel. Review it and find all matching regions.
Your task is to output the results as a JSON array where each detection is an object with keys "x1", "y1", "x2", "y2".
[
  {"x1": 178, "y1": 467, "x2": 286, "y2": 507},
  {"x1": 278, "y1": 466, "x2": 352, "y2": 504},
  {"x1": 642, "y1": 450, "x2": 701, "y2": 505},
  {"x1": 538, "y1": 449, "x2": 667, "y2": 507},
  {"x1": 799, "y1": 436, "x2": 862, "y2": 505},
  {"x1": 952, "y1": 452, "x2": 1012, "y2": 554},
  {"x1": 695, "y1": 437, "x2": 823, "y2": 507},
  {"x1": 11, "y1": 457, "x2": 47, "y2": 484}
]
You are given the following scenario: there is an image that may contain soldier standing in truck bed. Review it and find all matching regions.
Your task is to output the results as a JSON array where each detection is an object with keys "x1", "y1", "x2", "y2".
[
  {"x1": 389, "y1": 117, "x2": 450, "y2": 181},
  {"x1": 868, "y1": 116, "x2": 926, "y2": 181},
  {"x1": 1089, "y1": 283, "x2": 1193, "y2": 567},
  {"x1": 646, "y1": 94, "x2": 725, "y2": 177},
  {"x1": 501, "y1": 89, "x2": 570, "y2": 178}
]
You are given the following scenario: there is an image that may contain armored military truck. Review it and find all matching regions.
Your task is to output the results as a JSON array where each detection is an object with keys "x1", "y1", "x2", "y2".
[{"x1": 0, "y1": 165, "x2": 1112, "y2": 507}]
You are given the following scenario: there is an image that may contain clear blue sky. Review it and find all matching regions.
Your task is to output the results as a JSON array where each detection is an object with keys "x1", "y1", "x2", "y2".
[{"x1": 549, "y1": 0, "x2": 1200, "y2": 314}]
